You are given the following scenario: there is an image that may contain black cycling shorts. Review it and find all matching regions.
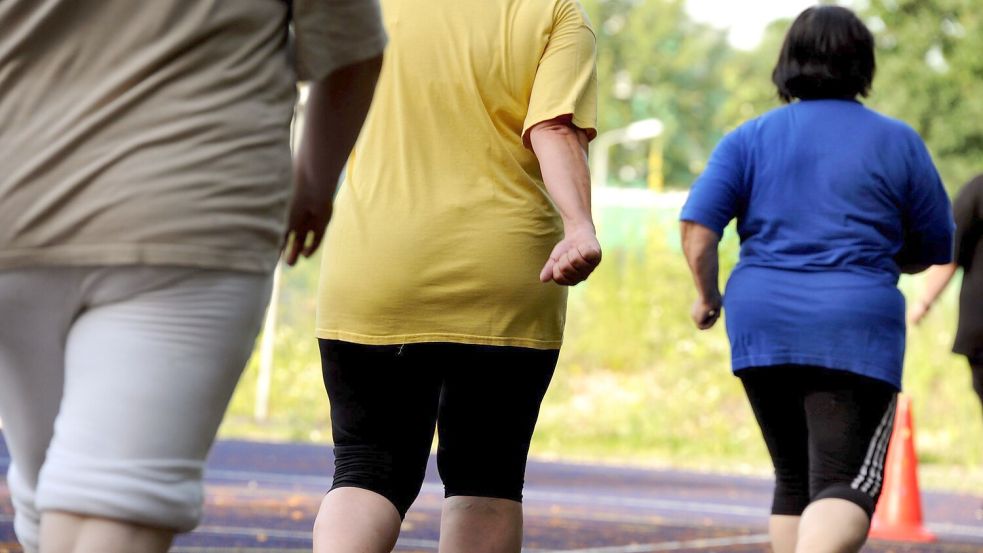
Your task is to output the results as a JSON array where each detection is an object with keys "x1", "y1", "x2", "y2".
[
  {"x1": 739, "y1": 365, "x2": 897, "y2": 518},
  {"x1": 320, "y1": 339, "x2": 558, "y2": 518}
]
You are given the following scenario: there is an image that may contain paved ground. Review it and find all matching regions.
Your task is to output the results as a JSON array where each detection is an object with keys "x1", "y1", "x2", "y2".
[{"x1": 1, "y1": 438, "x2": 981, "y2": 552}]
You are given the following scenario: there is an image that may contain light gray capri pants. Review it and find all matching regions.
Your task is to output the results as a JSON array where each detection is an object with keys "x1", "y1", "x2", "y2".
[{"x1": 0, "y1": 266, "x2": 271, "y2": 551}]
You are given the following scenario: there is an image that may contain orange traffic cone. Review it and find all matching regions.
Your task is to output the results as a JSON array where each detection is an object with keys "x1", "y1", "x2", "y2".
[{"x1": 869, "y1": 394, "x2": 936, "y2": 543}]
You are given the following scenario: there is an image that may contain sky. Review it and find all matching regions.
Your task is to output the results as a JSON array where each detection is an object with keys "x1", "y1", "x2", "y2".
[{"x1": 685, "y1": 0, "x2": 821, "y2": 50}]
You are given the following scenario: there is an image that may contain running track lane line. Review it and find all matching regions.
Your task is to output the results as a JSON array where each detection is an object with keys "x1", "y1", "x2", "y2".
[
  {"x1": 204, "y1": 469, "x2": 770, "y2": 517},
  {"x1": 188, "y1": 521, "x2": 771, "y2": 552},
  {"x1": 164, "y1": 534, "x2": 772, "y2": 553},
  {"x1": 170, "y1": 549, "x2": 309, "y2": 553},
  {"x1": 8, "y1": 514, "x2": 983, "y2": 549},
  {"x1": 167, "y1": 535, "x2": 771, "y2": 553},
  {"x1": 11, "y1": 512, "x2": 983, "y2": 543},
  {"x1": 195, "y1": 469, "x2": 983, "y2": 541},
  {"x1": 551, "y1": 534, "x2": 771, "y2": 553},
  {"x1": 5, "y1": 465, "x2": 983, "y2": 543},
  {"x1": 183, "y1": 525, "x2": 441, "y2": 550}
]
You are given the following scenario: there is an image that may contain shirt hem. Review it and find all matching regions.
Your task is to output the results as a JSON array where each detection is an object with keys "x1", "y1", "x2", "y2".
[
  {"x1": 731, "y1": 354, "x2": 901, "y2": 390},
  {"x1": 679, "y1": 207, "x2": 727, "y2": 236},
  {"x1": 522, "y1": 110, "x2": 598, "y2": 147},
  {"x1": 953, "y1": 344, "x2": 983, "y2": 359},
  {"x1": 0, "y1": 244, "x2": 275, "y2": 274},
  {"x1": 296, "y1": 33, "x2": 388, "y2": 82},
  {"x1": 315, "y1": 329, "x2": 563, "y2": 350}
]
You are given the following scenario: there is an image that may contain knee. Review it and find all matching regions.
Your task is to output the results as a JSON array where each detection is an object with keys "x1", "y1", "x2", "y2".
[
  {"x1": 331, "y1": 444, "x2": 427, "y2": 518},
  {"x1": 36, "y1": 448, "x2": 205, "y2": 533}
]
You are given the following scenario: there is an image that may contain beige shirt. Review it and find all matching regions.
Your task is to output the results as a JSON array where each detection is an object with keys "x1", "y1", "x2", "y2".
[{"x1": 0, "y1": 0, "x2": 386, "y2": 273}]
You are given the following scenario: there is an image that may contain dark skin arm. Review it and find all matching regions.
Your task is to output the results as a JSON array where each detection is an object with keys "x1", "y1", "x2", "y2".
[
  {"x1": 681, "y1": 221, "x2": 723, "y2": 329},
  {"x1": 283, "y1": 54, "x2": 383, "y2": 266}
]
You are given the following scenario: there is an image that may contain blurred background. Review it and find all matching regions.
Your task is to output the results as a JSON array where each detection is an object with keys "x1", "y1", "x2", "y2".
[{"x1": 219, "y1": 0, "x2": 983, "y2": 492}]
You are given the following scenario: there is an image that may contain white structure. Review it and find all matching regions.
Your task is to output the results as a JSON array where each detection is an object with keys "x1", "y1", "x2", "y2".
[{"x1": 590, "y1": 118, "x2": 664, "y2": 190}]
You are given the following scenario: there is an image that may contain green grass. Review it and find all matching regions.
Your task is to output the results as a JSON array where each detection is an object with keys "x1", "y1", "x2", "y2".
[{"x1": 218, "y1": 216, "x2": 983, "y2": 493}]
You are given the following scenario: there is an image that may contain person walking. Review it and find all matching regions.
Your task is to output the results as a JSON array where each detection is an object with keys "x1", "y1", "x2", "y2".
[
  {"x1": 0, "y1": 1, "x2": 385, "y2": 552},
  {"x1": 680, "y1": 6, "x2": 954, "y2": 553},
  {"x1": 311, "y1": 0, "x2": 600, "y2": 551},
  {"x1": 909, "y1": 175, "x2": 983, "y2": 420}
]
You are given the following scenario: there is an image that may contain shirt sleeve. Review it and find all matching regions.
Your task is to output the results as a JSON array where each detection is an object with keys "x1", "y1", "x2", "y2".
[
  {"x1": 292, "y1": 0, "x2": 388, "y2": 82},
  {"x1": 898, "y1": 135, "x2": 955, "y2": 266},
  {"x1": 679, "y1": 128, "x2": 747, "y2": 236},
  {"x1": 521, "y1": 0, "x2": 597, "y2": 146},
  {"x1": 953, "y1": 176, "x2": 983, "y2": 268}
]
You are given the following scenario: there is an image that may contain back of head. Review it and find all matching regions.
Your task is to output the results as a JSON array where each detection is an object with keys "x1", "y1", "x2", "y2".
[{"x1": 772, "y1": 5, "x2": 875, "y2": 103}]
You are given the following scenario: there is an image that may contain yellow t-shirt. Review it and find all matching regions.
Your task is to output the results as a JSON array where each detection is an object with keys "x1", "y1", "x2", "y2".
[{"x1": 316, "y1": 0, "x2": 597, "y2": 349}]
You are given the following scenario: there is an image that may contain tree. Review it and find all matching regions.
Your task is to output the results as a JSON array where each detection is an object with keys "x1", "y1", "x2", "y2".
[
  {"x1": 581, "y1": 0, "x2": 734, "y2": 188},
  {"x1": 715, "y1": 19, "x2": 789, "y2": 133},
  {"x1": 716, "y1": 0, "x2": 983, "y2": 192},
  {"x1": 583, "y1": 0, "x2": 983, "y2": 193},
  {"x1": 862, "y1": 0, "x2": 983, "y2": 191}
]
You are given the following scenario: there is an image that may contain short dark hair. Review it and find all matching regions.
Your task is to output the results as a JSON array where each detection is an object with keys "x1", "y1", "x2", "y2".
[{"x1": 772, "y1": 6, "x2": 876, "y2": 103}]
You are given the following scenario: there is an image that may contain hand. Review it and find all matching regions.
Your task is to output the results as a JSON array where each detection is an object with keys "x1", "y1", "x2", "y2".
[
  {"x1": 282, "y1": 154, "x2": 336, "y2": 267},
  {"x1": 907, "y1": 301, "x2": 930, "y2": 326},
  {"x1": 540, "y1": 226, "x2": 602, "y2": 286},
  {"x1": 691, "y1": 294, "x2": 722, "y2": 330}
]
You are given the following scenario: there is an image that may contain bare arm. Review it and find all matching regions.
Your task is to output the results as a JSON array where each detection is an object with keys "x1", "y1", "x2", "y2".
[
  {"x1": 529, "y1": 118, "x2": 601, "y2": 286},
  {"x1": 284, "y1": 54, "x2": 383, "y2": 266},
  {"x1": 681, "y1": 221, "x2": 723, "y2": 329},
  {"x1": 907, "y1": 262, "x2": 959, "y2": 325}
]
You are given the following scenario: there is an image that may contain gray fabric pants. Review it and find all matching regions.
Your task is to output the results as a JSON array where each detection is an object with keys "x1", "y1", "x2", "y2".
[{"x1": 0, "y1": 266, "x2": 271, "y2": 551}]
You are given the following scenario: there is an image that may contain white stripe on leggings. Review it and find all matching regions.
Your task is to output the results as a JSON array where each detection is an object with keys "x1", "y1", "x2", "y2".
[
  {"x1": 861, "y1": 397, "x2": 897, "y2": 494},
  {"x1": 850, "y1": 395, "x2": 896, "y2": 493}
]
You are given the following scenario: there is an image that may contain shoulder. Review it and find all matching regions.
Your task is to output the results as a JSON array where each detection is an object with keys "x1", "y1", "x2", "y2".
[
  {"x1": 740, "y1": 103, "x2": 798, "y2": 133},
  {"x1": 858, "y1": 106, "x2": 924, "y2": 143},
  {"x1": 548, "y1": 0, "x2": 594, "y2": 29},
  {"x1": 846, "y1": 107, "x2": 936, "y2": 171},
  {"x1": 517, "y1": 0, "x2": 595, "y2": 40},
  {"x1": 723, "y1": 105, "x2": 792, "y2": 145},
  {"x1": 708, "y1": 118, "x2": 759, "y2": 162}
]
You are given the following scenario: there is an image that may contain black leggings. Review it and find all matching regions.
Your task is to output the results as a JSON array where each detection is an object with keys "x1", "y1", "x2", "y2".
[
  {"x1": 970, "y1": 356, "x2": 983, "y2": 416},
  {"x1": 320, "y1": 339, "x2": 558, "y2": 518},
  {"x1": 739, "y1": 365, "x2": 898, "y2": 518}
]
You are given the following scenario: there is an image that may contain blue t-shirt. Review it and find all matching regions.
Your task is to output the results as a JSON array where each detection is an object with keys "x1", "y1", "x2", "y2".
[{"x1": 680, "y1": 99, "x2": 954, "y2": 389}]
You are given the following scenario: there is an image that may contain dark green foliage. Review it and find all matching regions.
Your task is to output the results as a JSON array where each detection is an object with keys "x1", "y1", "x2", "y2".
[
  {"x1": 863, "y1": 0, "x2": 983, "y2": 191},
  {"x1": 582, "y1": 0, "x2": 734, "y2": 188},
  {"x1": 585, "y1": 0, "x2": 983, "y2": 192}
]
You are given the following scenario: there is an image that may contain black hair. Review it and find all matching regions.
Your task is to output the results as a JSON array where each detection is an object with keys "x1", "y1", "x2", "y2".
[{"x1": 772, "y1": 6, "x2": 875, "y2": 103}]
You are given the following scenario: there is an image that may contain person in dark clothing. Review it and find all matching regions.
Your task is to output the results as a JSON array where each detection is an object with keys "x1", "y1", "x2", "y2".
[{"x1": 910, "y1": 175, "x2": 983, "y2": 415}]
